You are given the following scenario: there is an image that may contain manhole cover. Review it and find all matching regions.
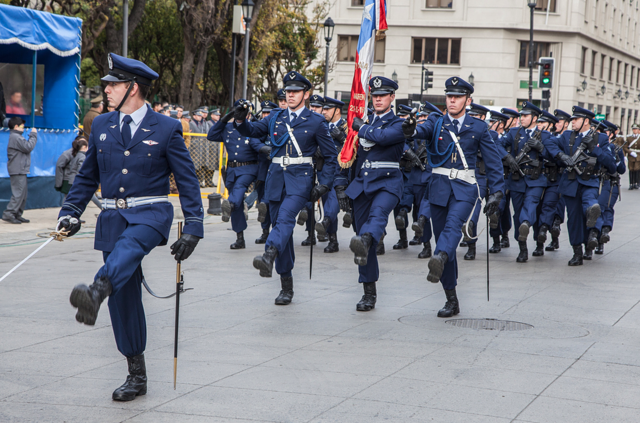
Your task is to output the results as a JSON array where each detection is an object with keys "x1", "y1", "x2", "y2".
[{"x1": 445, "y1": 318, "x2": 533, "y2": 331}]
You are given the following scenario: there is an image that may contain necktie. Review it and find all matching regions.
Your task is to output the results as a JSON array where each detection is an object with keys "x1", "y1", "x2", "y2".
[
  {"x1": 452, "y1": 119, "x2": 459, "y2": 131},
  {"x1": 290, "y1": 113, "x2": 297, "y2": 123},
  {"x1": 122, "y1": 115, "x2": 133, "y2": 147}
]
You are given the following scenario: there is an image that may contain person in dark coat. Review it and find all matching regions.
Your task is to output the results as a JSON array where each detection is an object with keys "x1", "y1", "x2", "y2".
[{"x1": 2, "y1": 117, "x2": 37, "y2": 224}]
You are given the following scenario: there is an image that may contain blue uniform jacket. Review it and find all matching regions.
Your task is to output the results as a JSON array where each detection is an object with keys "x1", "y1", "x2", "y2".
[
  {"x1": 499, "y1": 126, "x2": 554, "y2": 190},
  {"x1": 414, "y1": 114, "x2": 504, "y2": 207},
  {"x1": 207, "y1": 120, "x2": 265, "y2": 183},
  {"x1": 235, "y1": 108, "x2": 338, "y2": 202},
  {"x1": 345, "y1": 111, "x2": 406, "y2": 201},
  {"x1": 59, "y1": 106, "x2": 204, "y2": 251},
  {"x1": 330, "y1": 118, "x2": 350, "y2": 188},
  {"x1": 406, "y1": 138, "x2": 430, "y2": 185}
]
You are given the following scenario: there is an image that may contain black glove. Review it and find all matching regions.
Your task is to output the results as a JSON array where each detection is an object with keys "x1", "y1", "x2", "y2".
[
  {"x1": 259, "y1": 145, "x2": 272, "y2": 156},
  {"x1": 556, "y1": 152, "x2": 574, "y2": 167},
  {"x1": 503, "y1": 154, "x2": 520, "y2": 174},
  {"x1": 54, "y1": 185, "x2": 62, "y2": 192},
  {"x1": 170, "y1": 233, "x2": 200, "y2": 262},
  {"x1": 526, "y1": 138, "x2": 544, "y2": 153},
  {"x1": 220, "y1": 110, "x2": 234, "y2": 124},
  {"x1": 233, "y1": 102, "x2": 249, "y2": 122},
  {"x1": 330, "y1": 126, "x2": 346, "y2": 144},
  {"x1": 402, "y1": 148, "x2": 426, "y2": 171},
  {"x1": 352, "y1": 117, "x2": 365, "y2": 132},
  {"x1": 334, "y1": 185, "x2": 350, "y2": 212},
  {"x1": 56, "y1": 215, "x2": 81, "y2": 237},
  {"x1": 313, "y1": 147, "x2": 325, "y2": 172},
  {"x1": 483, "y1": 191, "x2": 504, "y2": 216},
  {"x1": 402, "y1": 116, "x2": 417, "y2": 138},
  {"x1": 309, "y1": 184, "x2": 330, "y2": 203},
  {"x1": 583, "y1": 133, "x2": 598, "y2": 152}
]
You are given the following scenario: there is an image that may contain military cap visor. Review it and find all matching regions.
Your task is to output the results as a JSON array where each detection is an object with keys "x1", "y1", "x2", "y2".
[
  {"x1": 101, "y1": 53, "x2": 158, "y2": 86},
  {"x1": 500, "y1": 108, "x2": 520, "y2": 118},
  {"x1": 444, "y1": 76, "x2": 474, "y2": 96},
  {"x1": 369, "y1": 76, "x2": 398, "y2": 95}
]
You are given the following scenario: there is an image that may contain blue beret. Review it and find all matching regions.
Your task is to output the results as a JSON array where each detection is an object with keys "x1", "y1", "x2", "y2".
[
  {"x1": 102, "y1": 53, "x2": 159, "y2": 86},
  {"x1": 369, "y1": 76, "x2": 398, "y2": 95},
  {"x1": 468, "y1": 103, "x2": 490, "y2": 116},
  {"x1": 277, "y1": 89, "x2": 286, "y2": 99},
  {"x1": 538, "y1": 110, "x2": 559, "y2": 124},
  {"x1": 571, "y1": 106, "x2": 595, "y2": 119},
  {"x1": 283, "y1": 71, "x2": 312, "y2": 91},
  {"x1": 260, "y1": 100, "x2": 278, "y2": 112},
  {"x1": 519, "y1": 101, "x2": 542, "y2": 116},
  {"x1": 323, "y1": 96, "x2": 345, "y2": 109},
  {"x1": 309, "y1": 94, "x2": 325, "y2": 107},
  {"x1": 553, "y1": 109, "x2": 571, "y2": 121},
  {"x1": 489, "y1": 111, "x2": 508, "y2": 122},
  {"x1": 396, "y1": 104, "x2": 413, "y2": 116},
  {"x1": 445, "y1": 76, "x2": 474, "y2": 96},
  {"x1": 420, "y1": 101, "x2": 442, "y2": 116},
  {"x1": 501, "y1": 108, "x2": 520, "y2": 119}
]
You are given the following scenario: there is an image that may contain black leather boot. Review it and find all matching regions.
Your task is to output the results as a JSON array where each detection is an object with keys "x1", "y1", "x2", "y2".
[
  {"x1": 70, "y1": 276, "x2": 112, "y2": 326},
  {"x1": 395, "y1": 209, "x2": 407, "y2": 230},
  {"x1": 585, "y1": 204, "x2": 601, "y2": 228},
  {"x1": 583, "y1": 246, "x2": 593, "y2": 260},
  {"x1": 600, "y1": 226, "x2": 611, "y2": 244},
  {"x1": 350, "y1": 232, "x2": 373, "y2": 266},
  {"x1": 301, "y1": 231, "x2": 316, "y2": 246},
  {"x1": 568, "y1": 245, "x2": 583, "y2": 266},
  {"x1": 546, "y1": 236, "x2": 560, "y2": 251},
  {"x1": 324, "y1": 233, "x2": 339, "y2": 253},
  {"x1": 317, "y1": 234, "x2": 329, "y2": 242},
  {"x1": 275, "y1": 276, "x2": 294, "y2": 305},
  {"x1": 489, "y1": 236, "x2": 501, "y2": 253},
  {"x1": 500, "y1": 234, "x2": 510, "y2": 248},
  {"x1": 516, "y1": 240, "x2": 528, "y2": 263},
  {"x1": 518, "y1": 220, "x2": 531, "y2": 242},
  {"x1": 230, "y1": 231, "x2": 245, "y2": 249},
  {"x1": 488, "y1": 212, "x2": 499, "y2": 229},
  {"x1": 437, "y1": 288, "x2": 460, "y2": 318},
  {"x1": 427, "y1": 251, "x2": 448, "y2": 283},
  {"x1": 532, "y1": 242, "x2": 544, "y2": 257},
  {"x1": 464, "y1": 243, "x2": 476, "y2": 260},
  {"x1": 342, "y1": 211, "x2": 353, "y2": 228},
  {"x1": 296, "y1": 208, "x2": 308, "y2": 226},
  {"x1": 112, "y1": 354, "x2": 147, "y2": 401},
  {"x1": 550, "y1": 216, "x2": 562, "y2": 238},
  {"x1": 317, "y1": 216, "x2": 330, "y2": 238},
  {"x1": 255, "y1": 228, "x2": 269, "y2": 244},
  {"x1": 586, "y1": 228, "x2": 599, "y2": 253},
  {"x1": 462, "y1": 221, "x2": 475, "y2": 243},
  {"x1": 376, "y1": 234, "x2": 385, "y2": 255},
  {"x1": 253, "y1": 246, "x2": 278, "y2": 277},
  {"x1": 537, "y1": 224, "x2": 549, "y2": 244},
  {"x1": 393, "y1": 229, "x2": 408, "y2": 250},
  {"x1": 257, "y1": 202, "x2": 268, "y2": 223},
  {"x1": 595, "y1": 243, "x2": 604, "y2": 255},
  {"x1": 356, "y1": 282, "x2": 376, "y2": 312},
  {"x1": 418, "y1": 242, "x2": 432, "y2": 259},
  {"x1": 409, "y1": 235, "x2": 421, "y2": 246},
  {"x1": 221, "y1": 199, "x2": 232, "y2": 223},
  {"x1": 412, "y1": 215, "x2": 426, "y2": 238}
]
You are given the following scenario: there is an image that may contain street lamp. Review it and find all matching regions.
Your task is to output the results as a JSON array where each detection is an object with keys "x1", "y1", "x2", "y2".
[
  {"x1": 468, "y1": 72, "x2": 475, "y2": 87},
  {"x1": 391, "y1": 70, "x2": 398, "y2": 84},
  {"x1": 576, "y1": 79, "x2": 587, "y2": 92},
  {"x1": 528, "y1": 1, "x2": 537, "y2": 102},
  {"x1": 596, "y1": 84, "x2": 606, "y2": 96},
  {"x1": 241, "y1": 0, "x2": 254, "y2": 99},
  {"x1": 323, "y1": 17, "x2": 335, "y2": 95},
  {"x1": 614, "y1": 88, "x2": 623, "y2": 99},
  {"x1": 625, "y1": 90, "x2": 630, "y2": 99}
]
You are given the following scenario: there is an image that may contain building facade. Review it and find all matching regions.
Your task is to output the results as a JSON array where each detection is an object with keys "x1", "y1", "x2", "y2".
[{"x1": 320, "y1": 0, "x2": 640, "y2": 133}]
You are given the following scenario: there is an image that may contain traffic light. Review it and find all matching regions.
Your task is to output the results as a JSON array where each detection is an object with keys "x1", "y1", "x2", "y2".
[
  {"x1": 422, "y1": 68, "x2": 434, "y2": 92},
  {"x1": 538, "y1": 57, "x2": 555, "y2": 89}
]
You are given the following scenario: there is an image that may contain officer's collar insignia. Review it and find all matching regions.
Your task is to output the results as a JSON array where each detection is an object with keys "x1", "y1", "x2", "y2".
[
  {"x1": 141, "y1": 128, "x2": 150, "y2": 132},
  {"x1": 110, "y1": 125, "x2": 117, "y2": 129},
  {"x1": 451, "y1": 77, "x2": 459, "y2": 85},
  {"x1": 289, "y1": 72, "x2": 296, "y2": 79},
  {"x1": 108, "y1": 54, "x2": 113, "y2": 70},
  {"x1": 99, "y1": 133, "x2": 106, "y2": 141},
  {"x1": 373, "y1": 78, "x2": 382, "y2": 88},
  {"x1": 143, "y1": 140, "x2": 158, "y2": 146}
]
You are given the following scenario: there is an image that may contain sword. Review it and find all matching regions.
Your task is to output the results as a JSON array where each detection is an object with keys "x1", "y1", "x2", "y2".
[
  {"x1": 174, "y1": 222, "x2": 184, "y2": 390},
  {"x1": 0, "y1": 229, "x2": 68, "y2": 283}
]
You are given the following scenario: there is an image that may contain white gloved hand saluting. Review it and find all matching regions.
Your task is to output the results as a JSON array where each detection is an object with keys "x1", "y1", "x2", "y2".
[{"x1": 631, "y1": 152, "x2": 637, "y2": 158}]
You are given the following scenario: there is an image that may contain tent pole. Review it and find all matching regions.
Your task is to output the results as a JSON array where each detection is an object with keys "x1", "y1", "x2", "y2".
[
  {"x1": 123, "y1": 0, "x2": 129, "y2": 56},
  {"x1": 31, "y1": 50, "x2": 37, "y2": 127}
]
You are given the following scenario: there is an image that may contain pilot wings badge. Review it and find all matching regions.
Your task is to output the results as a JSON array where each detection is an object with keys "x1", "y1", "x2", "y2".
[{"x1": 143, "y1": 140, "x2": 159, "y2": 146}]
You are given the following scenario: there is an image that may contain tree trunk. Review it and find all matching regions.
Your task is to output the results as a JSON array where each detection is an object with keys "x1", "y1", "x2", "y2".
[
  {"x1": 190, "y1": 47, "x2": 208, "y2": 109},
  {"x1": 178, "y1": 27, "x2": 196, "y2": 108}
]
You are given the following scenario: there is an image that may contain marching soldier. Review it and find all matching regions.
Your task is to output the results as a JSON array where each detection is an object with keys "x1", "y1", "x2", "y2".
[
  {"x1": 486, "y1": 110, "x2": 509, "y2": 253},
  {"x1": 402, "y1": 77, "x2": 504, "y2": 318},
  {"x1": 234, "y1": 71, "x2": 338, "y2": 305},
  {"x1": 495, "y1": 107, "x2": 521, "y2": 249},
  {"x1": 255, "y1": 100, "x2": 278, "y2": 244},
  {"x1": 624, "y1": 123, "x2": 640, "y2": 189},
  {"x1": 277, "y1": 88, "x2": 288, "y2": 110},
  {"x1": 207, "y1": 101, "x2": 269, "y2": 249},
  {"x1": 60, "y1": 53, "x2": 203, "y2": 401}
]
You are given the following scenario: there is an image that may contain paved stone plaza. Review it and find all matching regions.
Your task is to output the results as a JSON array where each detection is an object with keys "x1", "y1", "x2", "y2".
[{"x1": 1, "y1": 193, "x2": 639, "y2": 423}]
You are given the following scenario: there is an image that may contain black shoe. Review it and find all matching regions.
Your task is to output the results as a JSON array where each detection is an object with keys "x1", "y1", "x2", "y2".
[
  {"x1": 462, "y1": 221, "x2": 475, "y2": 242},
  {"x1": 257, "y1": 202, "x2": 268, "y2": 223},
  {"x1": 600, "y1": 226, "x2": 611, "y2": 244},
  {"x1": 297, "y1": 209, "x2": 308, "y2": 226},
  {"x1": 537, "y1": 224, "x2": 549, "y2": 244},
  {"x1": 1, "y1": 215, "x2": 21, "y2": 224},
  {"x1": 500, "y1": 235, "x2": 510, "y2": 248},
  {"x1": 437, "y1": 288, "x2": 460, "y2": 318},
  {"x1": 356, "y1": 282, "x2": 376, "y2": 312},
  {"x1": 342, "y1": 212, "x2": 353, "y2": 228},
  {"x1": 583, "y1": 248, "x2": 593, "y2": 260},
  {"x1": 221, "y1": 200, "x2": 232, "y2": 222},
  {"x1": 550, "y1": 217, "x2": 562, "y2": 238},
  {"x1": 324, "y1": 233, "x2": 339, "y2": 253},
  {"x1": 586, "y1": 228, "x2": 599, "y2": 252},
  {"x1": 418, "y1": 242, "x2": 432, "y2": 259},
  {"x1": 315, "y1": 217, "x2": 330, "y2": 238},
  {"x1": 70, "y1": 277, "x2": 112, "y2": 326},
  {"x1": 253, "y1": 246, "x2": 278, "y2": 277},
  {"x1": 412, "y1": 216, "x2": 426, "y2": 238},
  {"x1": 585, "y1": 204, "x2": 601, "y2": 228},
  {"x1": 395, "y1": 209, "x2": 408, "y2": 230},
  {"x1": 568, "y1": 245, "x2": 583, "y2": 266},
  {"x1": 546, "y1": 236, "x2": 559, "y2": 251},
  {"x1": 317, "y1": 234, "x2": 329, "y2": 242},
  {"x1": 427, "y1": 251, "x2": 448, "y2": 283},
  {"x1": 376, "y1": 234, "x2": 385, "y2": 256},
  {"x1": 489, "y1": 236, "x2": 501, "y2": 253},
  {"x1": 464, "y1": 243, "x2": 476, "y2": 260},
  {"x1": 393, "y1": 229, "x2": 408, "y2": 250},
  {"x1": 255, "y1": 228, "x2": 269, "y2": 244},
  {"x1": 350, "y1": 233, "x2": 373, "y2": 266},
  {"x1": 595, "y1": 243, "x2": 604, "y2": 255},
  {"x1": 301, "y1": 232, "x2": 316, "y2": 246},
  {"x1": 16, "y1": 216, "x2": 30, "y2": 223},
  {"x1": 516, "y1": 241, "x2": 528, "y2": 263},
  {"x1": 518, "y1": 220, "x2": 531, "y2": 242},
  {"x1": 275, "y1": 276, "x2": 294, "y2": 305},
  {"x1": 532, "y1": 242, "x2": 544, "y2": 257},
  {"x1": 409, "y1": 235, "x2": 421, "y2": 246},
  {"x1": 112, "y1": 354, "x2": 147, "y2": 402},
  {"x1": 230, "y1": 231, "x2": 246, "y2": 249}
]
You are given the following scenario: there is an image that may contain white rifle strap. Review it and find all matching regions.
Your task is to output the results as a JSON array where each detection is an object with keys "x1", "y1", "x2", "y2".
[
  {"x1": 285, "y1": 123, "x2": 303, "y2": 157},
  {"x1": 444, "y1": 128, "x2": 469, "y2": 171},
  {"x1": 630, "y1": 136, "x2": 639, "y2": 148}
]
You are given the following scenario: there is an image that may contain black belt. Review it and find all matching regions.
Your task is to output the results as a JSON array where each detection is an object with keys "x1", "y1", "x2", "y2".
[
  {"x1": 521, "y1": 168, "x2": 539, "y2": 176},
  {"x1": 227, "y1": 160, "x2": 258, "y2": 168}
]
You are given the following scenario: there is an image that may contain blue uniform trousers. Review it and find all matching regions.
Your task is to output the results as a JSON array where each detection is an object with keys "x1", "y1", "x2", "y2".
[
  {"x1": 323, "y1": 189, "x2": 340, "y2": 235},
  {"x1": 267, "y1": 192, "x2": 308, "y2": 277},
  {"x1": 256, "y1": 181, "x2": 271, "y2": 230},
  {"x1": 510, "y1": 187, "x2": 544, "y2": 242},
  {"x1": 431, "y1": 195, "x2": 474, "y2": 290},
  {"x1": 598, "y1": 181, "x2": 618, "y2": 228},
  {"x1": 96, "y1": 224, "x2": 164, "y2": 358},
  {"x1": 353, "y1": 191, "x2": 399, "y2": 283},
  {"x1": 227, "y1": 173, "x2": 255, "y2": 233},
  {"x1": 556, "y1": 195, "x2": 566, "y2": 223},
  {"x1": 467, "y1": 178, "x2": 487, "y2": 245},
  {"x1": 304, "y1": 202, "x2": 314, "y2": 233},
  {"x1": 564, "y1": 185, "x2": 601, "y2": 246},
  {"x1": 417, "y1": 194, "x2": 434, "y2": 242},
  {"x1": 490, "y1": 192, "x2": 511, "y2": 238},
  {"x1": 538, "y1": 183, "x2": 561, "y2": 228}
]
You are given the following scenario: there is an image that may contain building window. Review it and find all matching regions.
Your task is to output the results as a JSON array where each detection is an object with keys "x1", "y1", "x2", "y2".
[
  {"x1": 600, "y1": 54, "x2": 606, "y2": 79},
  {"x1": 351, "y1": 0, "x2": 364, "y2": 6},
  {"x1": 580, "y1": 47, "x2": 588, "y2": 75},
  {"x1": 590, "y1": 50, "x2": 597, "y2": 77},
  {"x1": 535, "y1": 0, "x2": 556, "y2": 12},
  {"x1": 617, "y1": 60, "x2": 622, "y2": 83},
  {"x1": 609, "y1": 57, "x2": 615, "y2": 81},
  {"x1": 411, "y1": 38, "x2": 460, "y2": 65},
  {"x1": 631, "y1": 66, "x2": 635, "y2": 88},
  {"x1": 637, "y1": 68, "x2": 640, "y2": 89},
  {"x1": 604, "y1": 4, "x2": 608, "y2": 32},
  {"x1": 594, "y1": 0, "x2": 599, "y2": 27},
  {"x1": 519, "y1": 41, "x2": 550, "y2": 68},
  {"x1": 624, "y1": 63, "x2": 629, "y2": 85},
  {"x1": 338, "y1": 35, "x2": 385, "y2": 63},
  {"x1": 584, "y1": 0, "x2": 589, "y2": 21},
  {"x1": 426, "y1": 0, "x2": 452, "y2": 7}
]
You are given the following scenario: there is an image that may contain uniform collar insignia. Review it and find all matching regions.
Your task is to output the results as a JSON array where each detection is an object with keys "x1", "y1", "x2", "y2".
[
  {"x1": 141, "y1": 128, "x2": 150, "y2": 132},
  {"x1": 110, "y1": 125, "x2": 117, "y2": 129}
]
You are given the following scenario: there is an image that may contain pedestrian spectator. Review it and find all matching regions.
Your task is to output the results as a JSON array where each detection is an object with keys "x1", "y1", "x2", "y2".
[
  {"x1": 2, "y1": 117, "x2": 37, "y2": 224},
  {"x1": 161, "y1": 106, "x2": 171, "y2": 117},
  {"x1": 55, "y1": 136, "x2": 88, "y2": 195},
  {"x1": 6, "y1": 91, "x2": 26, "y2": 115},
  {"x1": 176, "y1": 104, "x2": 191, "y2": 147},
  {"x1": 152, "y1": 101, "x2": 162, "y2": 112},
  {"x1": 83, "y1": 96, "x2": 103, "y2": 137},
  {"x1": 210, "y1": 108, "x2": 221, "y2": 123},
  {"x1": 189, "y1": 108, "x2": 217, "y2": 187}
]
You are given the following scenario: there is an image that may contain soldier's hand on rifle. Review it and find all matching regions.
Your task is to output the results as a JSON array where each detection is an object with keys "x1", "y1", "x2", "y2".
[
  {"x1": 583, "y1": 133, "x2": 598, "y2": 152},
  {"x1": 402, "y1": 115, "x2": 417, "y2": 138},
  {"x1": 233, "y1": 100, "x2": 249, "y2": 122},
  {"x1": 503, "y1": 154, "x2": 520, "y2": 174},
  {"x1": 402, "y1": 148, "x2": 425, "y2": 171},
  {"x1": 170, "y1": 233, "x2": 200, "y2": 262},
  {"x1": 334, "y1": 186, "x2": 350, "y2": 211},
  {"x1": 56, "y1": 215, "x2": 81, "y2": 237},
  {"x1": 330, "y1": 126, "x2": 346, "y2": 144},
  {"x1": 526, "y1": 138, "x2": 544, "y2": 153},
  {"x1": 556, "y1": 152, "x2": 574, "y2": 167},
  {"x1": 483, "y1": 191, "x2": 504, "y2": 216},
  {"x1": 352, "y1": 117, "x2": 365, "y2": 132},
  {"x1": 310, "y1": 184, "x2": 330, "y2": 203},
  {"x1": 259, "y1": 145, "x2": 272, "y2": 156}
]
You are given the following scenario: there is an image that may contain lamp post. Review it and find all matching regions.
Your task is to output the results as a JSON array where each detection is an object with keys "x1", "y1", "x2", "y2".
[
  {"x1": 323, "y1": 17, "x2": 335, "y2": 96},
  {"x1": 468, "y1": 72, "x2": 475, "y2": 87},
  {"x1": 391, "y1": 70, "x2": 398, "y2": 84},
  {"x1": 597, "y1": 84, "x2": 606, "y2": 96},
  {"x1": 241, "y1": 0, "x2": 254, "y2": 99},
  {"x1": 576, "y1": 79, "x2": 587, "y2": 93},
  {"x1": 528, "y1": 1, "x2": 537, "y2": 102},
  {"x1": 625, "y1": 90, "x2": 630, "y2": 100}
]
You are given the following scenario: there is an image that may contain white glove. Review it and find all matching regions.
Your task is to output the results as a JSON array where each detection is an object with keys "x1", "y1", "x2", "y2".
[
  {"x1": 359, "y1": 138, "x2": 376, "y2": 148},
  {"x1": 631, "y1": 152, "x2": 637, "y2": 158}
]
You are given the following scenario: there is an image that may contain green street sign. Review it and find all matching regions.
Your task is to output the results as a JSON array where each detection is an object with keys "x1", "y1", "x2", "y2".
[{"x1": 595, "y1": 114, "x2": 606, "y2": 121}]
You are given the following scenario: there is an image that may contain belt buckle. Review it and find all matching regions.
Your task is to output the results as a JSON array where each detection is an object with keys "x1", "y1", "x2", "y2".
[
  {"x1": 449, "y1": 168, "x2": 458, "y2": 179},
  {"x1": 282, "y1": 155, "x2": 290, "y2": 167},
  {"x1": 364, "y1": 161, "x2": 371, "y2": 169},
  {"x1": 116, "y1": 199, "x2": 128, "y2": 209}
]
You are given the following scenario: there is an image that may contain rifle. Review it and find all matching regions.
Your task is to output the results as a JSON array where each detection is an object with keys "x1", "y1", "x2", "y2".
[
  {"x1": 565, "y1": 124, "x2": 597, "y2": 175},
  {"x1": 514, "y1": 128, "x2": 542, "y2": 165}
]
